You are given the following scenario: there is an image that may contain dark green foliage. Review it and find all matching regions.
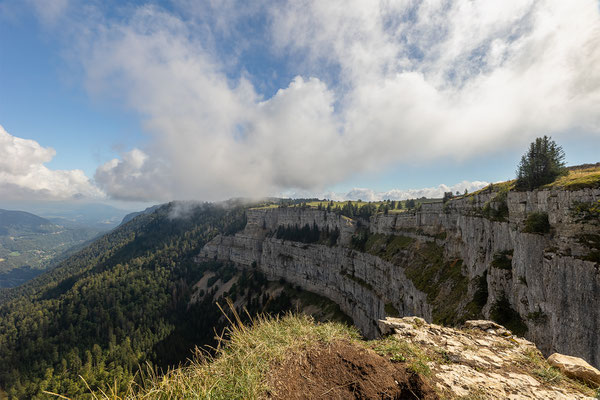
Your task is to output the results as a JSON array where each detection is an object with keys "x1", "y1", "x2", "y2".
[
  {"x1": 480, "y1": 188, "x2": 509, "y2": 222},
  {"x1": 463, "y1": 271, "x2": 488, "y2": 321},
  {"x1": 406, "y1": 199, "x2": 416, "y2": 209},
  {"x1": 490, "y1": 250, "x2": 514, "y2": 270},
  {"x1": 490, "y1": 292, "x2": 528, "y2": 336},
  {"x1": 350, "y1": 228, "x2": 370, "y2": 252},
  {"x1": 350, "y1": 230, "x2": 470, "y2": 325},
  {"x1": 0, "y1": 202, "x2": 250, "y2": 399},
  {"x1": 527, "y1": 308, "x2": 548, "y2": 324},
  {"x1": 577, "y1": 234, "x2": 600, "y2": 263},
  {"x1": 0, "y1": 201, "x2": 354, "y2": 399},
  {"x1": 274, "y1": 224, "x2": 339, "y2": 247},
  {"x1": 571, "y1": 201, "x2": 600, "y2": 222},
  {"x1": 385, "y1": 302, "x2": 400, "y2": 317},
  {"x1": 472, "y1": 271, "x2": 489, "y2": 309},
  {"x1": 333, "y1": 202, "x2": 377, "y2": 219},
  {"x1": 523, "y1": 212, "x2": 550, "y2": 234},
  {"x1": 404, "y1": 248, "x2": 469, "y2": 326},
  {"x1": 516, "y1": 136, "x2": 567, "y2": 190},
  {"x1": 0, "y1": 208, "x2": 101, "y2": 286},
  {"x1": 362, "y1": 233, "x2": 414, "y2": 258},
  {"x1": 442, "y1": 192, "x2": 454, "y2": 203}
]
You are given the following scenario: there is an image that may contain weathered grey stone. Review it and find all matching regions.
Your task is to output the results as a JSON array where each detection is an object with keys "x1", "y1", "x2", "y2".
[
  {"x1": 548, "y1": 353, "x2": 600, "y2": 385},
  {"x1": 198, "y1": 187, "x2": 600, "y2": 368},
  {"x1": 382, "y1": 317, "x2": 595, "y2": 399}
]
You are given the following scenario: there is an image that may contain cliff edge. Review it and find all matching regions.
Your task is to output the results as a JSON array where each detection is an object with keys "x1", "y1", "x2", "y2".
[{"x1": 199, "y1": 185, "x2": 600, "y2": 368}]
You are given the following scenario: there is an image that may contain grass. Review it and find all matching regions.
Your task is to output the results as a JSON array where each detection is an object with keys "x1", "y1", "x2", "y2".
[
  {"x1": 363, "y1": 233, "x2": 414, "y2": 259},
  {"x1": 571, "y1": 200, "x2": 600, "y2": 222},
  {"x1": 518, "y1": 348, "x2": 597, "y2": 396},
  {"x1": 467, "y1": 164, "x2": 600, "y2": 197},
  {"x1": 43, "y1": 308, "x2": 600, "y2": 400},
  {"x1": 48, "y1": 305, "x2": 360, "y2": 400},
  {"x1": 402, "y1": 242, "x2": 470, "y2": 325},
  {"x1": 468, "y1": 180, "x2": 517, "y2": 197},
  {"x1": 371, "y1": 336, "x2": 432, "y2": 376},
  {"x1": 542, "y1": 165, "x2": 600, "y2": 190}
]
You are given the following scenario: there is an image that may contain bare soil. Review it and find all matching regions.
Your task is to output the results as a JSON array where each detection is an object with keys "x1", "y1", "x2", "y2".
[{"x1": 267, "y1": 340, "x2": 439, "y2": 400}]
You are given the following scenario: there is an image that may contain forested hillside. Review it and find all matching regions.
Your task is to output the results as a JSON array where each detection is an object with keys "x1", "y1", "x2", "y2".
[
  {"x1": 0, "y1": 209, "x2": 101, "y2": 288},
  {"x1": 0, "y1": 202, "x2": 243, "y2": 397},
  {"x1": 0, "y1": 201, "x2": 349, "y2": 399}
]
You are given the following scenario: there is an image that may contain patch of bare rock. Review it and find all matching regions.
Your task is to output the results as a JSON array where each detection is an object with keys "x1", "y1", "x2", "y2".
[{"x1": 378, "y1": 317, "x2": 599, "y2": 399}]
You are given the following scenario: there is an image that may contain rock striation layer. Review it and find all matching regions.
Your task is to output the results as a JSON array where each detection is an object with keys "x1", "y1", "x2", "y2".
[
  {"x1": 200, "y1": 187, "x2": 600, "y2": 367},
  {"x1": 378, "y1": 317, "x2": 597, "y2": 399}
]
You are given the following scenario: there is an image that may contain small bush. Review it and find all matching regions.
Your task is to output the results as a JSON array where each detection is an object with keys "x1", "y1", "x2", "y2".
[
  {"x1": 472, "y1": 271, "x2": 488, "y2": 308},
  {"x1": 523, "y1": 212, "x2": 550, "y2": 234},
  {"x1": 385, "y1": 302, "x2": 400, "y2": 317},
  {"x1": 571, "y1": 200, "x2": 600, "y2": 222},
  {"x1": 490, "y1": 292, "x2": 528, "y2": 336},
  {"x1": 527, "y1": 308, "x2": 548, "y2": 324},
  {"x1": 490, "y1": 250, "x2": 513, "y2": 270}
]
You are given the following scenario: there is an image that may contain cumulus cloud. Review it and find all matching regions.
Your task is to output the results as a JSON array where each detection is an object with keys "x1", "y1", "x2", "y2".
[
  {"x1": 324, "y1": 181, "x2": 489, "y2": 202},
  {"x1": 64, "y1": 1, "x2": 600, "y2": 201},
  {"x1": 0, "y1": 125, "x2": 103, "y2": 201}
]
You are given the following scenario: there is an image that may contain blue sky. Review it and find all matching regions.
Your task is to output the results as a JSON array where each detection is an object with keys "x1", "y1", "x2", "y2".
[{"x1": 1, "y1": 0, "x2": 599, "y2": 204}]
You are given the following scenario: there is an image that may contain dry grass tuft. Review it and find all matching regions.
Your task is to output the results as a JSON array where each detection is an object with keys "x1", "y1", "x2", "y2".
[{"x1": 46, "y1": 300, "x2": 359, "y2": 400}]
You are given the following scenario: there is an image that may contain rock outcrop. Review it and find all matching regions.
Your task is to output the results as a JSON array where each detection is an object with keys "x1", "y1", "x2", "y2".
[
  {"x1": 548, "y1": 353, "x2": 600, "y2": 386},
  {"x1": 377, "y1": 317, "x2": 598, "y2": 399},
  {"x1": 199, "y1": 187, "x2": 600, "y2": 368}
]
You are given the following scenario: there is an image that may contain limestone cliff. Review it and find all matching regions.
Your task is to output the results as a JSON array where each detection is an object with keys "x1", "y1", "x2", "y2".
[{"x1": 199, "y1": 187, "x2": 600, "y2": 367}]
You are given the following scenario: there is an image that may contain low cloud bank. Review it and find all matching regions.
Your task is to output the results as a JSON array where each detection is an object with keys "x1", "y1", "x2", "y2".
[{"x1": 325, "y1": 181, "x2": 489, "y2": 202}]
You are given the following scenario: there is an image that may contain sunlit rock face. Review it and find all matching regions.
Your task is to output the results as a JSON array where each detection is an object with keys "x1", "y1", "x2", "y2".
[{"x1": 200, "y1": 187, "x2": 600, "y2": 367}]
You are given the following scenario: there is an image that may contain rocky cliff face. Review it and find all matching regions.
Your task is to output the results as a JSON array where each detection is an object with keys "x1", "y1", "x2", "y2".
[{"x1": 199, "y1": 188, "x2": 600, "y2": 367}]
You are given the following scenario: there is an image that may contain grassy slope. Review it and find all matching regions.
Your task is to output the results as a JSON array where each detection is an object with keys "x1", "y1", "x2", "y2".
[
  {"x1": 543, "y1": 164, "x2": 600, "y2": 190},
  {"x1": 469, "y1": 164, "x2": 600, "y2": 196},
  {"x1": 51, "y1": 312, "x2": 599, "y2": 400},
  {"x1": 72, "y1": 312, "x2": 360, "y2": 400}
]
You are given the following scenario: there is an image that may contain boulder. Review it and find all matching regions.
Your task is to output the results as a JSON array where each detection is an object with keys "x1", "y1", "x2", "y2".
[
  {"x1": 464, "y1": 320, "x2": 512, "y2": 337},
  {"x1": 547, "y1": 353, "x2": 600, "y2": 385}
]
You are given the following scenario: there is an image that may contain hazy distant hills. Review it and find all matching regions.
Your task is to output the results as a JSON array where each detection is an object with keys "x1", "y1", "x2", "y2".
[
  {"x1": 24, "y1": 202, "x2": 131, "y2": 230},
  {"x1": 0, "y1": 209, "x2": 103, "y2": 287},
  {"x1": 0, "y1": 209, "x2": 57, "y2": 236}
]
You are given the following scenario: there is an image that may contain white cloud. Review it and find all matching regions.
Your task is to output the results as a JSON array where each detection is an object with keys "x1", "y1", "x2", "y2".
[
  {"x1": 64, "y1": 1, "x2": 600, "y2": 201},
  {"x1": 0, "y1": 125, "x2": 103, "y2": 201},
  {"x1": 326, "y1": 180, "x2": 489, "y2": 202}
]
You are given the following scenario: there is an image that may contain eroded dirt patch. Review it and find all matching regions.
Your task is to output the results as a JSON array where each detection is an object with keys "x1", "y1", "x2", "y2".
[{"x1": 267, "y1": 340, "x2": 438, "y2": 400}]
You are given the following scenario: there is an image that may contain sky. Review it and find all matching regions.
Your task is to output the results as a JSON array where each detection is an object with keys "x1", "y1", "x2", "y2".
[{"x1": 1, "y1": 0, "x2": 599, "y2": 206}]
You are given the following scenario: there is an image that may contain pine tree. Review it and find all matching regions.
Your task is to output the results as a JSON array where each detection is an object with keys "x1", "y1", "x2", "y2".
[{"x1": 516, "y1": 136, "x2": 566, "y2": 190}]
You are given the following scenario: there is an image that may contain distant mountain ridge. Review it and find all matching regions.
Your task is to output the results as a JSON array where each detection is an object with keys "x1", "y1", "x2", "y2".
[
  {"x1": 0, "y1": 209, "x2": 58, "y2": 236},
  {"x1": 0, "y1": 208, "x2": 103, "y2": 287}
]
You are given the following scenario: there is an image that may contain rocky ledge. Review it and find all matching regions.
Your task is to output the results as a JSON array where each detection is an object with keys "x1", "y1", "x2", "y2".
[{"x1": 378, "y1": 317, "x2": 600, "y2": 399}]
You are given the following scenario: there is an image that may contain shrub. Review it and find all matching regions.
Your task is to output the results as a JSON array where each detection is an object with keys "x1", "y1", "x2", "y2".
[
  {"x1": 523, "y1": 212, "x2": 550, "y2": 234},
  {"x1": 490, "y1": 250, "x2": 513, "y2": 270},
  {"x1": 490, "y1": 292, "x2": 528, "y2": 336}
]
